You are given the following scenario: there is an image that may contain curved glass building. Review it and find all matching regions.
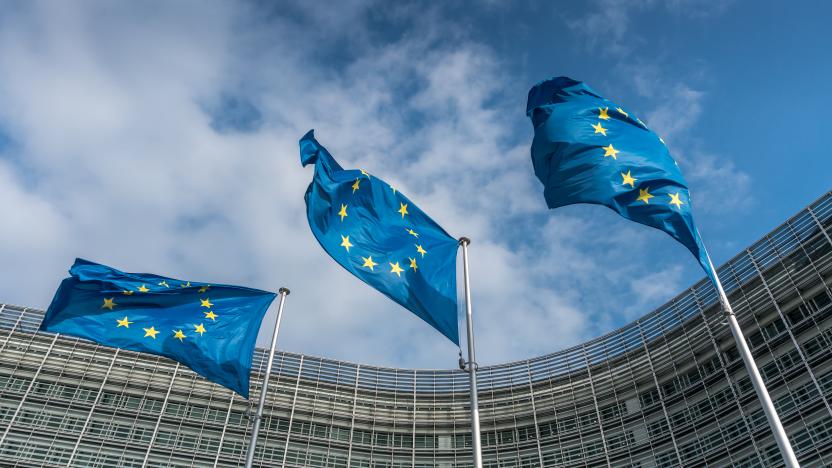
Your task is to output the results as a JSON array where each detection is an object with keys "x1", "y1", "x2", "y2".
[{"x1": 0, "y1": 191, "x2": 831, "y2": 467}]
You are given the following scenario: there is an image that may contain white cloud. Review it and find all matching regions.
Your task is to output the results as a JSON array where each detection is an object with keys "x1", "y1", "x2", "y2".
[
  {"x1": 682, "y1": 152, "x2": 753, "y2": 216},
  {"x1": 626, "y1": 264, "x2": 684, "y2": 315},
  {"x1": 666, "y1": 0, "x2": 735, "y2": 18},
  {"x1": 0, "y1": 0, "x2": 726, "y2": 369},
  {"x1": 569, "y1": 0, "x2": 735, "y2": 58},
  {"x1": 567, "y1": 0, "x2": 655, "y2": 58}
]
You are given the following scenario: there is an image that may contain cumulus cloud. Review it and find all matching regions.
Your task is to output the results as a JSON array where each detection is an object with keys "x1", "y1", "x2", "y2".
[
  {"x1": 0, "y1": 0, "x2": 739, "y2": 369},
  {"x1": 682, "y1": 152, "x2": 753, "y2": 215}
]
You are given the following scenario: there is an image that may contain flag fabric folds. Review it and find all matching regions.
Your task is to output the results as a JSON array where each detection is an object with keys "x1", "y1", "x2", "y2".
[
  {"x1": 40, "y1": 259, "x2": 276, "y2": 398},
  {"x1": 526, "y1": 76, "x2": 714, "y2": 282},
  {"x1": 300, "y1": 130, "x2": 460, "y2": 344}
]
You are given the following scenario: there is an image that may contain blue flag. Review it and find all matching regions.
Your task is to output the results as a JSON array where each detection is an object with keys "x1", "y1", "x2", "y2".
[
  {"x1": 300, "y1": 130, "x2": 460, "y2": 344},
  {"x1": 526, "y1": 77, "x2": 715, "y2": 282},
  {"x1": 40, "y1": 259, "x2": 276, "y2": 398}
]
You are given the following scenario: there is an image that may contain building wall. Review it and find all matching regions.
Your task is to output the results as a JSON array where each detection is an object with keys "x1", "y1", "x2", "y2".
[{"x1": 0, "y1": 191, "x2": 830, "y2": 468}]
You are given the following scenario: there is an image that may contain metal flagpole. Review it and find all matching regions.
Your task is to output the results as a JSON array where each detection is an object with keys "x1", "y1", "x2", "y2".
[
  {"x1": 458, "y1": 237, "x2": 483, "y2": 468},
  {"x1": 244, "y1": 287, "x2": 290, "y2": 468},
  {"x1": 705, "y1": 255, "x2": 799, "y2": 468}
]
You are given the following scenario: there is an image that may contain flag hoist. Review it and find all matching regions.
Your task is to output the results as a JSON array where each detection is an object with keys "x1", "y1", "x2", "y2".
[{"x1": 526, "y1": 76, "x2": 799, "y2": 467}]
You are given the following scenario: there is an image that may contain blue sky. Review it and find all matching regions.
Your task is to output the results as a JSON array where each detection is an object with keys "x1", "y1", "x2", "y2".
[{"x1": 0, "y1": 0, "x2": 829, "y2": 368}]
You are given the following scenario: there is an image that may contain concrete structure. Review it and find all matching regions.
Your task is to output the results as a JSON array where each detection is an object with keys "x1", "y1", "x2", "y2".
[{"x1": 0, "y1": 191, "x2": 831, "y2": 467}]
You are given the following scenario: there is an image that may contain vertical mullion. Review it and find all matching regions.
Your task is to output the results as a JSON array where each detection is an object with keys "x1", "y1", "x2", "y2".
[
  {"x1": 66, "y1": 348, "x2": 121, "y2": 466},
  {"x1": 280, "y1": 355, "x2": 304, "y2": 466},
  {"x1": 0, "y1": 332, "x2": 60, "y2": 447},
  {"x1": 748, "y1": 244, "x2": 832, "y2": 420},
  {"x1": 525, "y1": 362, "x2": 544, "y2": 467},
  {"x1": 141, "y1": 363, "x2": 180, "y2": 466},
  {"x1": 582, "y1": 345, "x2": 611, "y2": 467},
  {"x1": 212, "y1": 393, "x2": 236, "y2": 468},
  {"x1": 690, "y1": 286, "x2": 762, "y2": 458},
  {"x1": 346, "y1": 364, "x2": 360, "y2": 467},
  {"x1": 636, "y1": 320, "x2": 682, "y2": 466}
]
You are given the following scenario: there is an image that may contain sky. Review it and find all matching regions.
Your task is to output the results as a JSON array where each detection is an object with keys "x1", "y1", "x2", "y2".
[{"x1": 0, "y1": 0, "x2": 829, "y2": 369}]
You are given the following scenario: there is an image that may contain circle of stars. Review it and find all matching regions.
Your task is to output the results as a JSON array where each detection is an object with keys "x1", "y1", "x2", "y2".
[
  {"x1": 336, "y1": 168, "x2": 432, "y2": 282},
  {"x1": 590, "y1": 105, "x2": 687, "y2": 211},
  {"x1": 110, "y1": 283, "x2": 217, "y2": 344}
]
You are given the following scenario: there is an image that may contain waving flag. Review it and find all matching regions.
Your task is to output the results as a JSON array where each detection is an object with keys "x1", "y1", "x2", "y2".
[
  {"x1": 526, "y1": 76, "x2": 714, "y2": 282},
  {"x1": 526, "y1": 77, "x2": 803, "y2": 467},
  {"x1": 300, "y1": 130, "x2": 459, "y2": 344},
  {"x1": 40, "y1": 259, "x2": 276, "y2": 398}
]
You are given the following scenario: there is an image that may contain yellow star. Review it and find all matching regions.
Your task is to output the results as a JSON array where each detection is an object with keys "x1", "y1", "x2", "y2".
[
  {"x1": 616, "y1": 107, "x2": 628, "y2": 118},
  {"x1": 102, "y1": 298, "x2": 117, "y2": 310},
  {"x1": 415, "y1": 244, "x2": 427, "y2": 257},
  {"x1": 408, "y1": 257, "x2": 418, "y2": 271},
  {"x1": 198, "y1": 285, "x2": 210, "y2": 293},
  {"x1": 389, "y1": 262, "x2": 404, "y2": 277},
  {"x1": 340, "y1": 235, "x2": 353, "y2": 252},
  {"x1": 406, "y1": 228, "x2": 419, "y2": 238},
  {"x1": 398, "y1": 203, "x2": 409, "y2": 218},
  {"x1": 621, "y1": 170, "x2": 636, "y2": 188},
  {"x1": 361, "y1": 256, "x2": 378, "y2": 271},
  {"x1": 138, "y1": 284, "x2": 150, "y2": 293},
  {"x1": 143, "y1": 326, "x2": 159, "y2": 339},
  {"x1": 116, "y1": 316, "x2": 132, "y2": 328},
  {"x1": 360, "y1": 169, "x2": 370, "y2": 178},
  {"x1": 173, "y1": 329, "x2": 186, "y2": 342},
  {"x1": 180, "y1": 282, "x2": 191, "y2": 288},
  {"x1": 603, "y1": 144, "x2": 619, "y2": 159},
  {"x1": 122, "y1": 290, "x2": 134, "y2": 296},
  {"x1": 194, "y1": 323, "x2": 206, "y2": 336},
  {"x1": 591, "y1": 122, "x2": 607, "y2": 136},
  {"x1": 637, "y1": 187, "x2": 654, "y2": 204},
  {"x1": 200, "y1": 298, "x2": 213, "y2": 308},
  {"x1": 598, "y1": 107, "x2": 610, "y2": 120},
  {"x1": 338, "y1": 204, "x2": 348, "y2": 221},
  {"x1": 158, "y1": 281, "x2": 169, "y2": 288},
  {"x1": 669, "y1": 192, "x2": 684, "y2": 209},
  {"x1": 204, "y1": 311, "x2": 218, "y2": 321},
  {"x1": 352, "y1": 178, "x2": 361, "y2": 193}
]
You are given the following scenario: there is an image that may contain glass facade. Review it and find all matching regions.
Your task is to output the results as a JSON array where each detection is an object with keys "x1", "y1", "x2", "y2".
[{"x1": 0, "y1": 190, "x2": 831, "y2": 467}]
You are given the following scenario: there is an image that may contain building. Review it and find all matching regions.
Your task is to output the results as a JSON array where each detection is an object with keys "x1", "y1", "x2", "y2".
[{"x1": 0, "y1": 191, "x2": 831, "y2": 467}]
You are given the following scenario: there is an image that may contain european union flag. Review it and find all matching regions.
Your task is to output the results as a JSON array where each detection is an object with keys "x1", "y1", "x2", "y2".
[
  {"x1": 40, "y1": 259, "x2": 276, "y2": 398},
  {"x1": 300, "y1": 130, "x2": 460, "y2": 344},
  {"x1": 526, "y1": 77, "x2": 714, "y2": 282}
]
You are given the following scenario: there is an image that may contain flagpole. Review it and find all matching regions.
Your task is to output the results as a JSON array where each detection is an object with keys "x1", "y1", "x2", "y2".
[
  {"x1": 244, "y1": 287, "x2": 290, "y2": 468},
  {"x1": 459, "y1": 237, "x2": 483, "y2": 468},
  {"x1": 705, "y1": 255, "x2": 799, "y2": 468}
]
